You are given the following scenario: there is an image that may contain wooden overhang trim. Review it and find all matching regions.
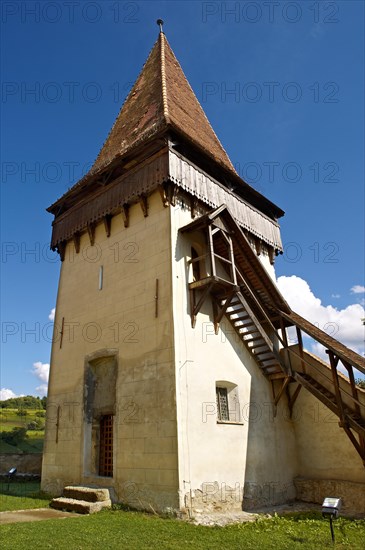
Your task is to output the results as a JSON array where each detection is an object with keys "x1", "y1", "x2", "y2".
[{"x1": 280, "y1": 310, "x2": 365, "y2": 375}]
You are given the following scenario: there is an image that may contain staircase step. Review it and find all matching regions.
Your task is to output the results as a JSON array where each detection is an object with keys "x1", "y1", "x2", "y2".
[
  {"x1": 245, "y1": 335, "x2": 265, "y2": 343},
  {"x1": 260, "y1": 360, "x2": 280, "y2": 368},
  {"x1": 228, "y1": 307, "x2": 247, "y2": 314},
  {"x1": 239, "y1": 328, "x2": 260, "y2": 335},
  {"x1": 50, "y1": 496, "x2": 111, "y2": 514},
  {"x1": 63, "y1": 486, "x2": 111, "y2": 502},
  {"x1": 253, "y1": 349, "x2": 272, "y2": 357}
]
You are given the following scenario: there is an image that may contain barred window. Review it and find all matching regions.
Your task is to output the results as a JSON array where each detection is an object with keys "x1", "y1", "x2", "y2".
[{"x1": 216, "y1": 386, "x2": 230, "y2": 422}]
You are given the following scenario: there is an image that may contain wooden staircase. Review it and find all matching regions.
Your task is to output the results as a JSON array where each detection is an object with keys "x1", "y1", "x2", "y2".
[
  {"x1": 295, "y1": 372, "x2": 365, "y2": 437},
  {"x1": 218, "y1": 292, "x2": 284, "y2": 379},
  {"x1": 216, "y1": 286, "x2": 365, "y2": 463},
  {"x1": 180, "y1": 204, "x2": 365, "y2": 464}
]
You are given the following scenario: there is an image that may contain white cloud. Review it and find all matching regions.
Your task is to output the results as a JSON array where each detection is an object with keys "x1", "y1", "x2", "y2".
[
  {"x1": 351, "y1": 285, "x2": 365, "y2": 294},
  {"x1": 277, "y1": 276, "x2": 365, "y2": 358},
  {"x1": 35, "y1": 384, "x2": 48, "y2": 397},
  {"x1": 32, "y1": 361, "x2": 50, "y2": 383},
  {"x1": 32, "y1": 362, "x2": 50, "y2": 396},
  {"x1": 331, "y1": 294, "x2": 340, "y2": 299},
  {"x1": 0, "y1": 388, "x2": 23, "y2": 400},
  {"x1": 48, "y1": 308, "x2": 56, "y2": 321}
]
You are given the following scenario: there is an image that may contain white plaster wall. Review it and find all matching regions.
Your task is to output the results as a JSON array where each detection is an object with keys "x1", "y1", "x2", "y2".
[{"x1": 171, "y1": 200, "x2": 299, "y2": 511}]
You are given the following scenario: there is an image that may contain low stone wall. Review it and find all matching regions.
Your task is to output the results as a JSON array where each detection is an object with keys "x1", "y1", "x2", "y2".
[
  {"x1": 294, "y1": 477, "x2": 365, "y2": 517},
  {"x1": 0, "y1": 454, "x2": 42, "y2": 475}
]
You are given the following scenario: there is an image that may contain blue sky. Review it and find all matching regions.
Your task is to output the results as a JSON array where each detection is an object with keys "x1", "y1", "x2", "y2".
[{"x1": 1, "y1": 0, "x2": 364, "y2": 397}]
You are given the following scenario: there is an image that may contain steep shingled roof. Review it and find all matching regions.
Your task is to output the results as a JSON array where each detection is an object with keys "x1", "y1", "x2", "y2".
[{"x1": 89, "y1": 31, "x2": 236, "y2": 177}]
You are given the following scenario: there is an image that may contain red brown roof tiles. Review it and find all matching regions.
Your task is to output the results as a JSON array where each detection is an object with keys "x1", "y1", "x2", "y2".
[{"x1": 89, "y1": 32, "x2": 236, "y2": 178}]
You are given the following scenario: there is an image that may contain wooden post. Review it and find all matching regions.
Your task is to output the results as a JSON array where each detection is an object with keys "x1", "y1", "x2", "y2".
[
  {"x1": 155, "y1": 279, "x2": 159, "y2": 318},
  {"x1": 296, "y1": 327, "x2": 306, "y2": 374},
  {"x1": 327, "y1": 350, "x2": 346, "y2": 426},
  {"x1": 59, "y1": 317, "x2": 65, "y2": 349},
  {"x1": 56, "y1": 405, "x2": 60, "y2": 444},
  {"x1": 208, "y1": 225, "x2": 216, "y2": 277}
]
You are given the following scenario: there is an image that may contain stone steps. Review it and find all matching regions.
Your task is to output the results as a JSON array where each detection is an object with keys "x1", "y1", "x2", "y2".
[{"x1": 50, "y1": 486, "x2": 111, "y2": 514}]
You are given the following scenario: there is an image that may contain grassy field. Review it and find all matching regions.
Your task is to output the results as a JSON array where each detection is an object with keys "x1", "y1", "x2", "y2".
[
  {"x1": 0, "y1": 508, "x2": 364, "y2": 550},
  {"x1": 0, "y1": 483, "x2": 364, "y2": 549},
  {"x1": 0, "y1": 409, "x2": 44, "y2": 453},
  {"x1": 0, "y1": 481, "x2": 49, "y2": 512}
]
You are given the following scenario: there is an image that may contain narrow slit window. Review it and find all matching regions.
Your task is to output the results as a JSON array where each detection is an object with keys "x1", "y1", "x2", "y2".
[
  {"x1": 99, "y1": 265, "x2": 103, "y2": 290},
  {"x1": 216, "y1": 387, "x2": 229, "y2": 422}
]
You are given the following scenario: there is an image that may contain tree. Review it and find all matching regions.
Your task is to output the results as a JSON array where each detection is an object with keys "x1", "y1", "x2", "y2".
[
  {"x1": 0, "y1": 427, "x2": 28, "y2": 445},
  {"x1": 0, "y1": 395, "x2": 45, "y2": 409}
]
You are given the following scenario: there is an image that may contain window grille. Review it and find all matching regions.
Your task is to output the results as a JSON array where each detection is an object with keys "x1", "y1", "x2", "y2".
[
  {"x1": 99, "y1": 414, "x2": 113, "y2": 477},
  {"x1": 216, "y1": 387, "x2": 229, "y2": 421}
]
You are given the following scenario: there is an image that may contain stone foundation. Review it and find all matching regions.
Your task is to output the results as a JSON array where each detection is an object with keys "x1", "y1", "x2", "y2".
[
  {"x1": 184, "y1": 480, "x2": 298, "y2": 514},
  {"x1": 184, "y1": 483, "x2": 243, "y2": 514},
  {"x1": 294, "y1": 477, "x2": 365, "y2": 517}
]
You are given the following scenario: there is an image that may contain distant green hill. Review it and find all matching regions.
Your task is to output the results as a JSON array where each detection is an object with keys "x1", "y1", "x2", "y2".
[
  {"x1": 0, "y1": 395, "x2": 46, "y2": 410},
  {"x1": 0, "y1": 408, "x2": 45, "y2": 454}
]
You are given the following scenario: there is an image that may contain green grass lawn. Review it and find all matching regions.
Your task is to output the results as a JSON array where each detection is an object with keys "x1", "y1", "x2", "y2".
[
  {"x1": 0, "y1": 482, "x2": 364, "y2": 549},
  {"x1": 0, "y1": 509, "x2": 364, "y2": 550},
  {"x1": 0, "y1": 481, "x2": 49, "y2": 512}
]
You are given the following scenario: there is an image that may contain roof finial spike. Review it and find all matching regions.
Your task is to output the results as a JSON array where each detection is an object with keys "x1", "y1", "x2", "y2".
[{"x1": 156, "y1": 19, "x2": 164, "y2": 34}]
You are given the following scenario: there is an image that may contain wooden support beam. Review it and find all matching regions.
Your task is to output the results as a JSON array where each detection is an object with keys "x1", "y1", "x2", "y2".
[
  {"x1": 268, "y1": 247, "x2": 275, "y2": 265},
  {"x1": 213, "y1": 291, "x2": 235, "y2": 334},
  {"x1": 341, "y1": 359, "x2": 361, "y2": 417},
  {"x1": 190, "y1": 283, "x2": 214, "y2": 328},
  {"x1": 56, "y1": 405, "x2": 60, "y2": 444},
  {"x1": 254, "y1": 238, "x2": 262, "y2": 256},
  {"x1": 121, "y1": 204, "x2": 129, "y2": 228},
  {"x1": 280, "y1": 317, "x2": 293, "y2": 376},
  {"x1": 327, "y1": 350, "x2": 346, "y2": 427},
  {"x1": 59, "y1": 316, "x2": 65, "y2": 349},
  {"x1": 212, "y1": 300, "x2": 219, "y2": 335},
  {"x1": 296, "y1": 326, "x2": 306, "y2": 374},
  {"x1": 343, "y1": 426, "x2": 365, "y2": 465},
  {"x1": 190, "y1": 289, "x2": 197, "y2": 329},
  {"x1": 274, "y1": 376, "x2": 291, "y2": 407},
  {"x1": 87, "y1": 223, "x2": 96, "y2": 246},
  {"x1": 287, "y1": 383, "x2": 302, "y2": 419},
  {"x1": 190, "y1": 196, "x2": 199, "y2": 218},
  {"x1": 193, "y1": 284, "x2": 213, "y2": 317},
  {"x1": 73, "y1": 233, "x2": 80, "y2": 254},
  {"x1": 139, "y1": 195, "x2": 148, "y2": 217},
  {"x1": 158, "y1": 184, "x2": 169, "y2": 207},
  {"x1": 227, "y1": 235, "x2": 237, "y2": 285},
  {"x1": 57, "y1": 241, "x2": 66, "y2": 262},
  {"x1": 103, "y1": 215, "x2": 112, "y2": 238},
  {"x1": 208, "y1": 225, "x2": 216, "y2": 277},
  {"x1": 154, "y1": 279, "x2": 159, "y2": 318},
  {"x1": 168, "y1": 184, "x2": 178, "y2": 206}
]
